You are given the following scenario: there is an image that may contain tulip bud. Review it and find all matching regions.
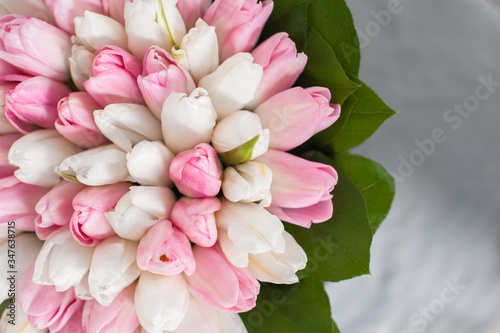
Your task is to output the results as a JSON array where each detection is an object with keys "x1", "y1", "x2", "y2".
[
  {"x1": 186, "y1": 244, "x2": 259, "y2": 312},
  {"x1": 248, "y1": 231, "x2": 307, "y2": 284},
  {"x1": 255, "y1": 86, "x2": 341, "y2": 150},
  {"x1": 106, "y1": 186, "x2": 176, "y2": 241},
  {"x1": 247, "y1": 33, "x2": 308, "y2": 110},
  {"x1": 45, "y1": 0, "x2": 104, "y2": 34},
  {"x1": 167, "y1": 294, "x2": 248, "y2": 333},
  {"x1": 222, "y1": 161, "x2": 272, "y2": 207},
  {"x1": 203, "y1": 0, "x2": 273, "y2": 61},
  {"x1": 4, "y1": 76, "x2": 71, "y2": 134},
  {"x1": 172, "y1": 19, "x2": 219, "y2": 83},
  {"x1": 256, "y1": 149, "x2": 338, "y2": 227},
  {"x1": 161, "y1": 88, "x2": 217, "y2": 154},
  {"x1": 135, "y1": 271, "x2": 190, "y2": 333},
  {"x1": 124, "y1": 0, "x2": 186, "y2": 60},
  {"x1": 94, "y1": 103, "x2": 163, "y2": 152},
  {"x1": 126, "y1": 140, "x2": 175, "y2": 187},
  {"x1": 138, "y1": 46, "x2": 196, "y2": 118},
  {"x1": 0, "y1": 176, "x2": 50, "y2": 231},
  {"x1": 74, "y1": 10, "x2": 128, "y2": 52},
  {"x1": 57, "y1": 144, "x2": 132, "y2": 186},
  {"x1": 0, "y1": 15, "x2": 71, "y2": 81},
  {"x1": 170, "y1": 196, "x2": 220, "y2": 247},
  {"x1": 82, "y1": 284, "x2": 140, "y2": 333},
  {"x1": 8, "y1": 130, "x2": 81, "y2": 187},
  {"x1": 0, "y1": 300, "x2": 46, "y2": 333},
  {"x1": 33, "y1": 230, "x2": 94, "y2": 291},
  {"x1": 102, "y1": 0, "x2": 128, "y2": 24},
  {"x1": 215, "y1": 199, "x2": 286, "y2": 268},
  {"x1": 55, "y1": 92, "x2": 109, "y2": 149},
  {"x1": 211, "y1": 110, "x2": 269, "y2": 165},
  {"x1": 0, "y1": 79, "x2": 18, "y2": 134},
  {"x1": 198, "y1": 52, "x2": 263, "y2": 119},
  {"x1": 0, "y1": 132, "x2": 21, "y2": 178},
  {"x1": 84, "y1": 45, "x2": 144, "y2": 108},
  {"x1": 0, "y1": 0, "x2": 54, "y2": 24},
  {"x1": 169, "y1": 143, "x2": 222, "y2": 198},
  {"x1": 137, "y1": 219, "x2": 195, "y2": 276},
  {"x1": 89, "y1": 236, "x2": 141, "y2": 306},
  {"x1": 17, "y1": 267, "x2": 84, "y2": 332},
  {"x1": 176, "y1": 0, "x2": 211, "y2": 29},
  {"x1": 70, "y1": 183, "x2": 130, "y2": 246},
  {"x1": 69, "y1": 37, "x2": 95, "y2": 91},
  {"x1": 35, "y1": 180, "x2": 87, "y2": 240}
]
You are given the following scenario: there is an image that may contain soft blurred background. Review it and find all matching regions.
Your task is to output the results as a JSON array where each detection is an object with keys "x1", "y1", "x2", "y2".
[{"x1": 325, "y1": 0, "x2": 500, "y2": 332}]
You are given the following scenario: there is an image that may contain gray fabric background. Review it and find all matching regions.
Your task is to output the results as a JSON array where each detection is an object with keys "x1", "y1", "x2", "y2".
[{"x1": 325, "y1": 0, "x2": 500, "y2": 332}]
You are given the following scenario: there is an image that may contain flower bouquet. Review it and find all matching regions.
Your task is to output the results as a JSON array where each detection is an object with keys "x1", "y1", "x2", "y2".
[{"x1": 0, "y1": 0, "x2": 396, "y2": 332}]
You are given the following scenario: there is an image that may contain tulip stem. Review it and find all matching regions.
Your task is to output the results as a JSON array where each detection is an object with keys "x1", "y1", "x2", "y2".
[{"x1": 158, "y1": 0, "x2": 177, "y2": 47}]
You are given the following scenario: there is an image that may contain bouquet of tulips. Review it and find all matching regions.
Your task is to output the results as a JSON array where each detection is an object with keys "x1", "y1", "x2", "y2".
[{"x1": 0, "y1": 0, "x2": 396, "y2": 332}]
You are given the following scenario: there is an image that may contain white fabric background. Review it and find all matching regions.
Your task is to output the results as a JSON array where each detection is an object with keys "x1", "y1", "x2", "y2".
[{"x1": 325, "y1": 0, "x2": 500, "y2": 332}]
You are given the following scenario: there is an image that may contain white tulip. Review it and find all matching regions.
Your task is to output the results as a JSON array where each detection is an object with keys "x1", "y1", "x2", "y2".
[
  {"x1": 8, "y1": 130, "x2": 81, "y2": 187},
  {"x1": 69, "y1": 37, "x2": 95, "y2": 91},
  {"x1": 74, "y1": 10, "x2": 128, "y2": 53},
  {"x1": 198, "y1": 52, "x2": 263, "y2": 119},
  {"x1": 135, "y1": 271, "x2": 190, "y2": 333},
  {"x1": 170, "y1": 295, "x2": 248, "y2": 333},
  {"x1": 222, "y1": 161, "x2": 272, "y2": 207},
  {"x1": 0, "y1": 233, "x2": 42, "y2": 301},
  {"x1": 94, "y1": 103, "x2": 163, "y2": 152},
  {"x1": 106, "y1": 186, "x2": 177, "y2": 241},
  {"x1": 32, "y1": 230, "x2": 94, "y2": 291},
  {"x1": 248, "y1": 231, "x2": 307, "y2": 284},
  {"x1": 88, "y1": 236, "x2": 141, "y2": 306},
  {"x1": 215, "y1": 199, "x2": 286, "y2": 267},
  {"x1": 172, "y1": 19, "x2": 219, "y2": 83},
  {"x1": 162, "y1": 88, "x2": 217, "y2": 154},
  {"x1": 126, "y1": 140, "x2": 175, "y2": 186},
  {"x1": 124, "y1": 0, "x2": 186, "y2": 59},
  {"x1": 0, "y1": 302, "x2": 45, "y2": 333},
  {"x1": 74, "y1": 272, "x2": 93, "y2": 300},
  {"x1": 211, "y1": 110, "x2": 269, "y2": 164},
  {"x1": 57, "y1": 144, "x2": 132, "y2": 186}
]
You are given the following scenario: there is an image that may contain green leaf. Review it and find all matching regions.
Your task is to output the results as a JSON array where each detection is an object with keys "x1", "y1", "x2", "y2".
[
  {"x1": 286, "y1": 153, "x2": 372, "y2": 282},
  {"x1": 335, "y1": 154, "x2": 395, "y2": 233},
  {"x1": 331, "y1": 319, "x2": 341, "y2": 333},
  {"x1": 241, "y1": 278, "x2": 334, "y2": 333},
  {"x1": 261, "y1": 0, "x2": 359, "y2": 105},
  {"x1": 310, "y1": 77, "x2": 396, "y2": 153},
  {"x1": 0, "y1": 298, "x2": 10, "y2": 318},
  {"x1": 218, "y1": 135, "x2": 260, "y2": 166}
]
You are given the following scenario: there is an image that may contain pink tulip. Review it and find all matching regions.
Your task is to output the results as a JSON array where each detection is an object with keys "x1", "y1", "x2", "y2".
[
  {"x1": 247, "y1": 32, "x2": 307, "y2": 110},
  {"x1": 138, "y1": 46, "x2": 195, "y2": 118},
  {"x1": 256, "y1": 149, "x2": 338, "y2": 228},
  {"x1": 102, "y1": 0, "x2": 128, "y2": 25},
  {"x1": 55, "y1": 305, "x2": 83, "y2": 333},
  {"x1": 0, "y1": 15, "x2": 72, "y2": 81},
  {"x1": 70, "y1": 183, "x2": 130, "y2": 246},
  {"x1": 4, "y1": 76, "x2": 71, "y2": 134},
  {"x1": 177, "y1": 0, "x2": 212, "y2": 29},
  {"x1": 137, "y1": 220, "x2": 195, "y2": 276},
  {"x1": 0, "y1": 176, "x2": 49, "y2": 230},
  {"x1": 170, "y1": 196, "x2": 220, "y2": 247},
  {"x1": 35, "y1": 181, "x2": 87, "y2": 240},
  {"x1": 17, "y1": 266, "x2": 84, "y2": 331},
  {"x1": 169, "y1": 143, "x2": 222, "y2": 198},
  {"x1": 186, "y1": 244, "x2": 259, "y2": 312},
  {"x1": 84, "y1": 45, "x2": 144, "y2": 108},
  {"x1": 55, "y1": 92, "x2": 110, "y2": 148},
  {"x1": 45, "y1": 0, "x2": 104, "y2": 34},
  {"x1": 203, "y1": 0, "x2": 273, "y2": 61},
  {"x1": 82, "y1": 285, "x2": 140, "y2": 333},
  {"x1": 0, "y1": 58, "x2": 22, "y2": 76},
  {"x1": 0, "y1": 132, "x2": 22, "y2": 177},
  {"x1": 254, "y1": 86, "x2": 341, "y2": 151}
]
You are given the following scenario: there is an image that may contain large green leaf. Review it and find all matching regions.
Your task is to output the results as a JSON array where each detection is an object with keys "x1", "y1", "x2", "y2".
[
  {"x1": 240, "y1": 278, "x2": 335, "y2": 333},
  {"x1": 261, "y1": 0, "x2": 359, "y2": 104},
  {"x1": 335, "y1": 154, "x2": 396, "y2": 233},
  {"x1": 286, "y1": 153, "x2": 372, "y2": 282},
  {"x1": 310, "y1": 77, "x2": 396, "y2": 153}
]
